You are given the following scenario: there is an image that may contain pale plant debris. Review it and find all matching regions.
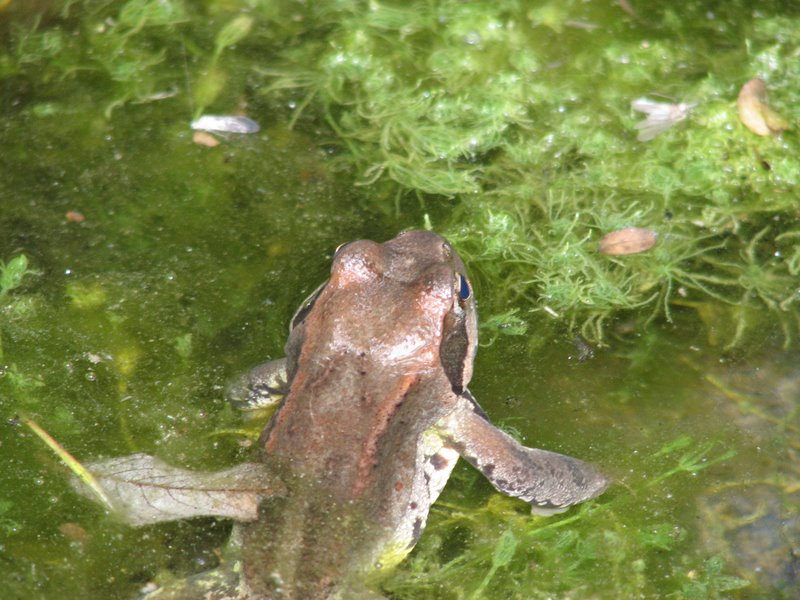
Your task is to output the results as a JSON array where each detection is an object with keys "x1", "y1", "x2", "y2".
[
  {"x1": 631, "y1": 98, "x2": 696, "y2": 141},
  {"x1": 190, "y1": 115, "x2": 260, "y2": 134}
]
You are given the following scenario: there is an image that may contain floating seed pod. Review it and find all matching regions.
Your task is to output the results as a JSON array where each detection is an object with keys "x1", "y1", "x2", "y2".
[
  {"x1": 190, "y1": 114, "x2": 260, "y2": 134},
  {"x1": 599, "y1": 227, "x2": 657, "y2": 256},
  {"x1": 737, "y1": 79, "x2": 789, "y2": 136}
]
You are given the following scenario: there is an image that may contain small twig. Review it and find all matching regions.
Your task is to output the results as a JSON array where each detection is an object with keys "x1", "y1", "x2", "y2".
[{"x1": 17, "y1": 415, "x2": 114, "y2": 511}]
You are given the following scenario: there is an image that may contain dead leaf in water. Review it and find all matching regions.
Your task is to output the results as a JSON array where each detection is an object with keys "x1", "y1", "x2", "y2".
[
  {"x1": 72, "y1": 453, "x2": 284, "y2": 526},
  {"x1": 737, "y1": 79, "x2": 789, "y2": 136}
]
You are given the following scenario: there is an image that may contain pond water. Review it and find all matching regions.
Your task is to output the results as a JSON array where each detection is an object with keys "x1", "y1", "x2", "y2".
[{"x1": 1, "y1": 1, "x2": 798, "y2": 599}]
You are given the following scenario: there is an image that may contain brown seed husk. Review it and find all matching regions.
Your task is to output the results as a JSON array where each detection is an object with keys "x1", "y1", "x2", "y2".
[
  {"x1": 599, "y1": 227, "x2": 658, "y2": 256},
  {"x1": 65, "y1": 210, "x2": 86, "y2": 223},
  {"x1": 192, "y1": 130, "x2": 221, "y2": 147}
]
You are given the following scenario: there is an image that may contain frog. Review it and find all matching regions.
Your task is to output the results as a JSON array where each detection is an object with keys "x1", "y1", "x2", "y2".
[{"x1": 77, "y1": 230, "x2": 608, "y2": 599}]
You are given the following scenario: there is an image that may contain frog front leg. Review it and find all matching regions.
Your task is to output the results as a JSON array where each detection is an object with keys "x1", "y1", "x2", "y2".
[
  {"x1": 228, "y1": 358, "x2": 289, "y2": 411},
  {"x1": 438, "y1": 392, "x2": 608, "y2": 514}
]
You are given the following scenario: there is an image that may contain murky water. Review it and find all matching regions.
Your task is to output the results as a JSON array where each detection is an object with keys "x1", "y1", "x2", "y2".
[{"x1": 1, "y1": 1, "x2": 798, "y2": 598}]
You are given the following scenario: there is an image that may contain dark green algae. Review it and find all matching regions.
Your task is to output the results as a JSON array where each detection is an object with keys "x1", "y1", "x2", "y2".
[{"x1": 1, "y1": 0, "x2": 799, "y2": 598}]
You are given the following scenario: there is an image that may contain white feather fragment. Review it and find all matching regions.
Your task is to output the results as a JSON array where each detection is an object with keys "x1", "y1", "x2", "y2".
[
  {"x1": 191, "y1": 115, "x2": 261, "y2": 134},
  {"x1": 631, "y1": 98, "x2": 695, "y2": 141}
]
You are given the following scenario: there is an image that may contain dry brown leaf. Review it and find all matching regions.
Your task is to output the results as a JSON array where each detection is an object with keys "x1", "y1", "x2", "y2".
[
  {"x1": 72, "y1": 453, "x2": 285, "y2": 526},
  {"x1": 737, "y1": 79, "x2": 789, "y2": 136}
]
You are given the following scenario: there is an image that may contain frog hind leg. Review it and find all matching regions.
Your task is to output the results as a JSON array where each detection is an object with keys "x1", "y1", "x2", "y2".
[{"x1": 438, "y1": 392, "x2": 609, "y2": 513}]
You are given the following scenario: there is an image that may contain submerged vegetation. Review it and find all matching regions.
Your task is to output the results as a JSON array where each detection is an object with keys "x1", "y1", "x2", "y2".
[
  {"x1": 251, "y1": 0, "x2": 800, "y2": 345},
  {"x1": 3, "y1": 0, "x2": 799, "y2": 344},
  {"x1": 381, "y1": 434, "x2": 746, "y2": 599}
]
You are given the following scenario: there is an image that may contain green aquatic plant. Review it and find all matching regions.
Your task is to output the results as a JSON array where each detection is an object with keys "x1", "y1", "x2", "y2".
[
  {"x1": 0, "y1": 254, "x2": 39, "y2": 364},
  {"x1": 192, "y1": 14, "x2": 254, "y2": 117},
  {"x1": 6, "y1": 0, "x2": 190, "y2": 114},
  {"x1": 174, "y1": 332, "x2": 193, "y2": 359},
  {"x1": 703, "y1": 226, "x2": 800, "y2": 346},
  {"x1": 249, "y1": 0, "x2": 800, "y2": 345},
  {"x1": 446, "y1": 198, "x2": 768, "y2": 344},
  {"x1": 0, "y1": 255, "x2": 36, "y2": 301},
  {"x1": 473, "y1": 528, "x2": 518, "y2": 597},
  {"x1": 647, "y1": 435, "x2": 736, "y2": 487},
  {"x1": 5, "y1": 1, "x2": 800, "y2": 345},
  {"x1": 0, "y1": 499, "x2": 19, "y2": 535},
  {"x1": 477, "y1": 308, "x2": 528, "y2": 347},
  {"x1": 679, "y1": 555, "x2": 750, "y2": 599},
  {"x1": 2, "y1": 364, "x2": 45, "y2": 397},
  {"x1": 381, "y1": 433, "x2": 741, "y2": 599}
]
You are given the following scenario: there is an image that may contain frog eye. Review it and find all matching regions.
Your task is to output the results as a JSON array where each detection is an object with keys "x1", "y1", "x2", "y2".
[{"x1": 456, "y1": 273, "x2": 471, "y2": 301}]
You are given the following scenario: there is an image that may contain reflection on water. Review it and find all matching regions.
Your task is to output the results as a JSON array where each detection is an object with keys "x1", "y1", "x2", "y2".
[{"x1": 697, "y1": 358, "x2": 800, "y2": 595}]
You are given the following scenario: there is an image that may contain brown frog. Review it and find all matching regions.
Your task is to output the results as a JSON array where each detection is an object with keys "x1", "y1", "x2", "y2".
[{"x1": 78, "y1": 231, "x2": 608, "y2": 599}]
